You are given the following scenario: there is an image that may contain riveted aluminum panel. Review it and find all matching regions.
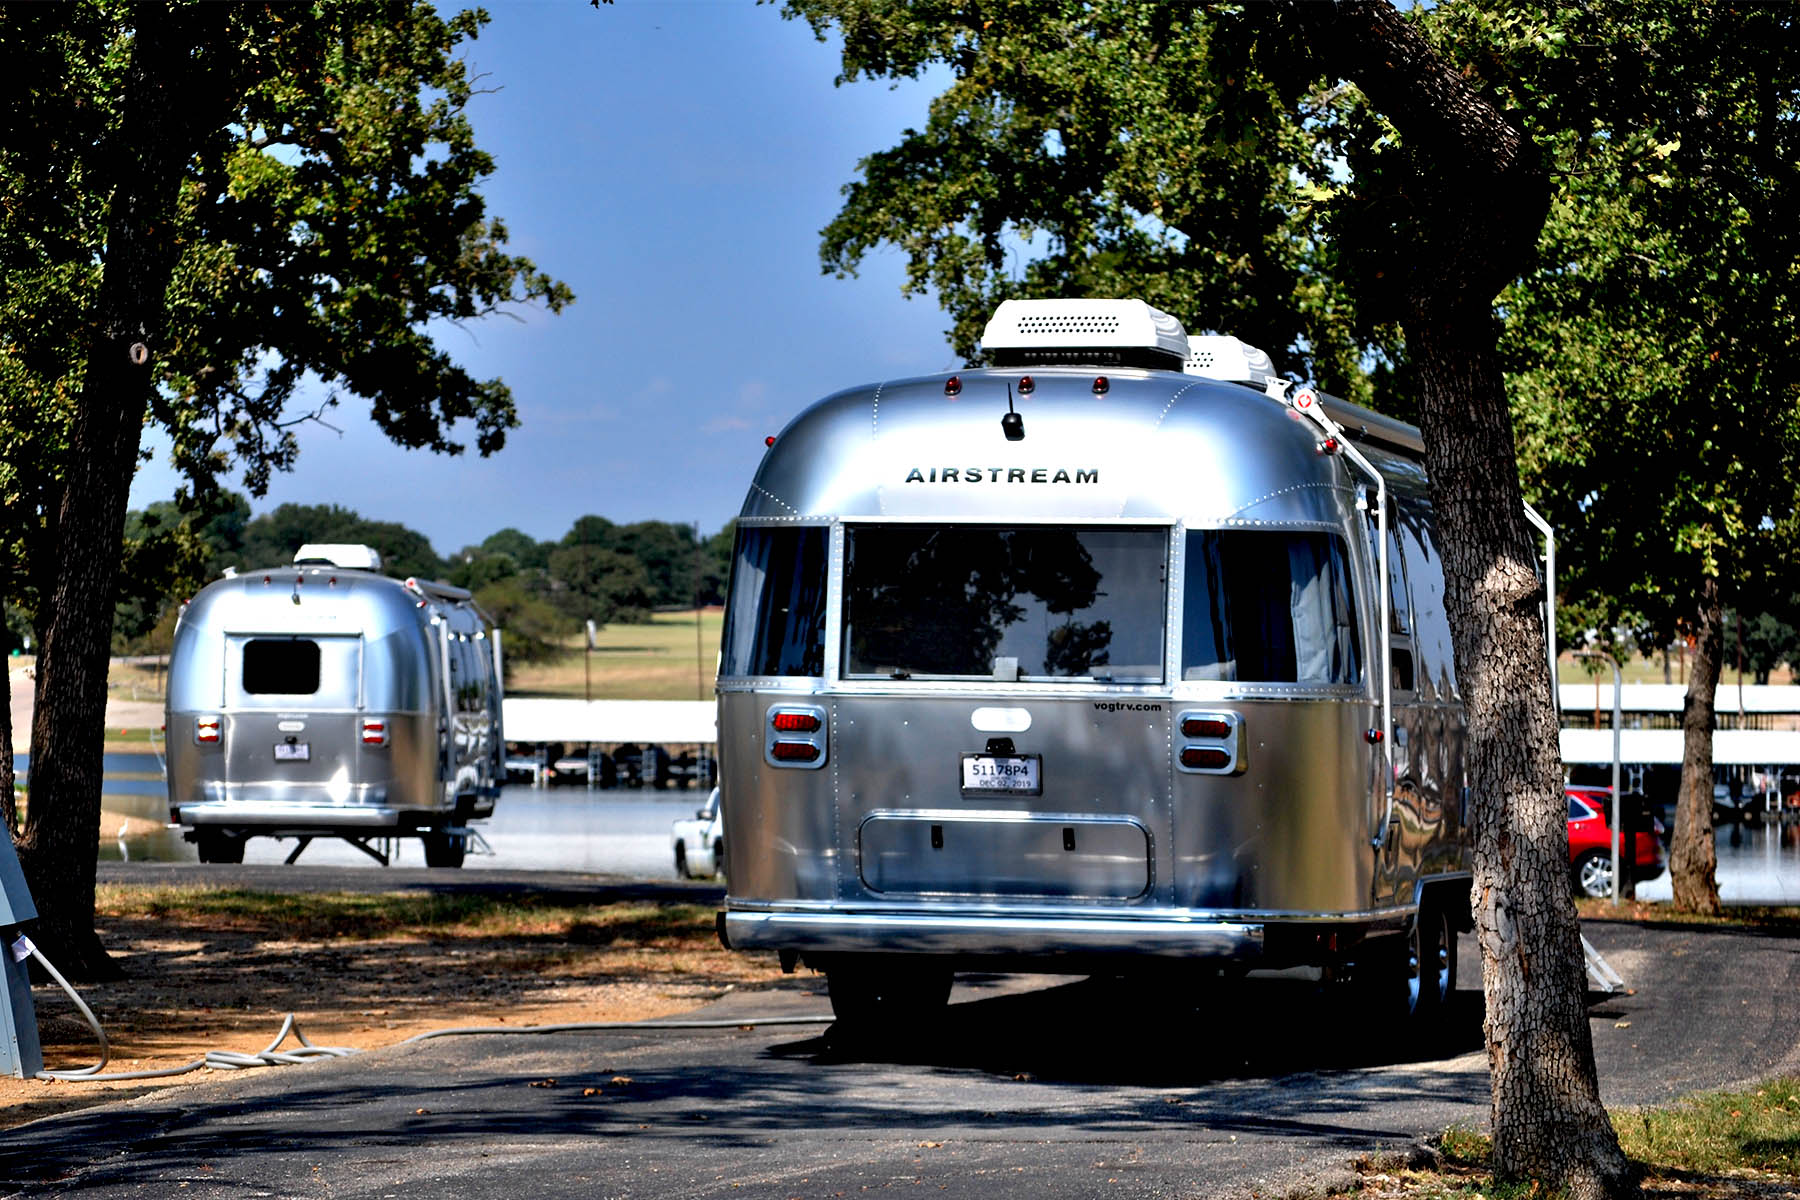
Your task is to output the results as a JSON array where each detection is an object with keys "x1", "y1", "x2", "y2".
[{"x1": 858, "y1": 812, "x2": 1152, "y2": 900}]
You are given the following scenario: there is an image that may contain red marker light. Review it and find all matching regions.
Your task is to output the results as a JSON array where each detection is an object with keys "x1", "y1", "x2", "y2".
[
  {"x1": 1092, "y1": 376, "x2": 1109, "y2": 395},
  {"x1": 764, "y1": 435, "x2": 776, "y2": 447},
  {"x1": 1181, "y1": 717, "x2": 1231, "y2": 740},
  {"x1": 1365, "y1": 729, "x2": 1385, "y2": 744},
  {"x1": 1180, "y1": 747, "x2": 1230, "y2": 770},
  {"x1": 944, "y1": 375, "x2": 962, "y2": 397},
  {"x1": 1017, "y1": 375, "x2": 1035, "y2": 395},
  {"x1": 770, "y1": 741, "x2": 821, "y2": 763},
  {"x1": 770, "y1": 710, "x2": 822, "y2": 734}
]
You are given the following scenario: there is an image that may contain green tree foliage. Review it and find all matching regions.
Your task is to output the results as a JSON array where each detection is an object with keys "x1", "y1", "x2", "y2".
[
  {"x1": 480, "y1": 527, "x2": 550, "y2": 572},
  {"x1": 1727, "y1": 606, "x2": 1800, "y2": 687},
  {"x1": 236, "y1": 502, "x2": 445, "y2": 580},
  {"x1": 782, "y1": 1, "x2": 1390, "y2": 401},
  {"x1": 547, "y1": 543, "x2": 653, "y2": 624},
  {"x1": 0, "y1": 0, "x2": 569, "y2": 975},
  {"x1": 472, "y1": 575, "x2": 571, "y2": 675},
  {"x1": 1458, "y1": 0, "x2": 1800, "y2": 913}
]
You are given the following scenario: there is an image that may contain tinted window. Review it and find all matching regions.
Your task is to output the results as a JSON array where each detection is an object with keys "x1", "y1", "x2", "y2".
[
  {"x1": 720, "y1": 527, "x2": 828, "y2": 677},
  {"x1": 1182, "y1": 531, "x2": 1361, "y2": 685},
  {"x1": 843, "y1": 525, "x2": 1167, "y2": 682},
  {"x1": 242, "y1": 639, "x2": 321, "y2": 695}
]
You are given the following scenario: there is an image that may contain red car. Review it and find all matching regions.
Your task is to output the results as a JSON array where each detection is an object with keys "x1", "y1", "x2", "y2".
[{"x1": 1568, "y1": 788, "x2": 1666, "y2": 898}]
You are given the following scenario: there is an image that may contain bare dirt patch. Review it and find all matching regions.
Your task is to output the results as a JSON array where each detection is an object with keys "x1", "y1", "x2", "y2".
[{"x1": 2, "y1": 884, "x2": 793, "y2": 1130}]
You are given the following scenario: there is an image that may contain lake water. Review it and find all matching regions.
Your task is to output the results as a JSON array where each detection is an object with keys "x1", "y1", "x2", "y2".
[
  {"x1": 17, "y1": 752, "x2": 708, "y2": 876},
  {"x1": 19, "y1": 753, "x2": 1800, "y2": 893}
]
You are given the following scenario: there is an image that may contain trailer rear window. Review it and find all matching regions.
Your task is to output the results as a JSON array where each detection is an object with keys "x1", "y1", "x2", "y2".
[
  {"x1": 1182, "y1": 531, "x2": 1361, "y2": 685},
  {"x1": 241, "y1": 638, "x2": 321, "y2": 695},
  {"x1": 843, "y1": 525, "x2": 1167, "y2": 682},
  {"x1": 720, "y1": 526, "x2": 829, "y2": 677}
]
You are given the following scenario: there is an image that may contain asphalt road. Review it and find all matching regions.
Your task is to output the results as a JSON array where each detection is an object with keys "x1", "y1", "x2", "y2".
[{"x1": 4, "y1": 870, "x2": 1799, "y2": 1199}]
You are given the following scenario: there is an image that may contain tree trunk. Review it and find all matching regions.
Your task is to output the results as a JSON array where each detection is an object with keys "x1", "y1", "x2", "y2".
[
  {"x1": 2, "y1": 596, "x2": 15, "y2": 839},
  {"x1": 1670, "y1": 580, "x2": 1723, "y2": 914},
  {"x1": 15, "y1": 1, "x2": 228, "y2": 979},
  {"x1": 1410, "y1": 318, "x2": 1632, "y2": 1200},
  {"x1": 1267, "y1": 3, "x2": 1635, "y2": 1197}
]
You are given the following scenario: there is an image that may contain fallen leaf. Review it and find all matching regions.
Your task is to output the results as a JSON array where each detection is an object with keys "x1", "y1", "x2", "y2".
[
  {"x1": 414, "y1": 1108, "x2": 430, "y2": 1116},
  {"x1": 1614, "y1": 1021, "x2": 1631, "y2": 1029},
  {"x1": 917, "y1": 1141, "x2": 942, "y2": 1149},
  {"x1": 611, "y1": 1075, "x2": 633, "y2": 1085}
]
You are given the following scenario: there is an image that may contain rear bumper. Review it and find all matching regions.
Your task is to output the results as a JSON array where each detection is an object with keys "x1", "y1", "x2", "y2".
[
  {"x1": 722, "y1": 909, "x2": 1266, "y2": 961},
  {"x1": 177, "y1": 801, "x2": 410, "y2": 830}
]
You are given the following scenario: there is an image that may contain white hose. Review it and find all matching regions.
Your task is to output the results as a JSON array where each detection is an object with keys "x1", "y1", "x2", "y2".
[{"x1": 21, "y1": 937, "x2": 830, "y2": 1084}]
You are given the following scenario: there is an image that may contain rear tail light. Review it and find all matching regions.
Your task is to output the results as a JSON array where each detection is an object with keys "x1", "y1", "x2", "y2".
[
  {"x1": 361, "y1": 719, "x2": 388, "y2": 747},
  {"x1": 770, "y1": 710, "x2": 822, "y2": 734},
  {"x1": 1175, "y1": 709, "x2": 1243, "y2": 775},
  {"x1": 765, "y1": 704, "x2": 827, "y2": 770},
  {"x1": 195, "y1": 715, "x2": 222, "y2": 745}
]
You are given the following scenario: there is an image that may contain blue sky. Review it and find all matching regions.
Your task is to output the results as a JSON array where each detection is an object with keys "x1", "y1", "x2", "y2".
[{"x1": 128, "y1": 0, "x2": 957, "y2": 555}]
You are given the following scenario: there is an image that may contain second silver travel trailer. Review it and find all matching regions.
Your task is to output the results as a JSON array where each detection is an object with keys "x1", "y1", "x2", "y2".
[
  {"x1": 165, "y1": 544, "x2": 504, "y2": 867},
  {"x1": 713, "y1": 298, "x2": 1529, "y2": 1033}
]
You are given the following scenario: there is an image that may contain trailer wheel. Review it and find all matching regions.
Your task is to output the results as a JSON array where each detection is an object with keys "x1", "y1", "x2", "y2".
[
  {"x1": 674, "y1": 841, "x2": 690, "y2": 879},
  {"x1": 823, "y1": 958, "x2": 953, "y2": 1034},
  {"x1": 1354, "y1": 899, "x2": 1454, "y2": 1041},
  {"x1": 195, "y1": 832, "x2": 246, "y2": 864},
  {"x1": 423, "y1": 831, "x2": 466, "y2": 869}
]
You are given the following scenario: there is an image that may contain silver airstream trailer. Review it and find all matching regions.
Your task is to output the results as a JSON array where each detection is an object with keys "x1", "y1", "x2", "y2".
[
  {"x1": 715, "y1": 298, "x2": 1501, "y2": 1032},
  {"x1": 165, "y1": 544, "x2": 503, "y2": 867}
]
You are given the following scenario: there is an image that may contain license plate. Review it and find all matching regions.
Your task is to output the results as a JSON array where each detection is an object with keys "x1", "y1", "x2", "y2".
[
  {"x1": 960, "y1": 753, "x2": 1041, "y2": 795},
  {"x1": 274, "y1": 742, "x2": 310, "y2": 762}
]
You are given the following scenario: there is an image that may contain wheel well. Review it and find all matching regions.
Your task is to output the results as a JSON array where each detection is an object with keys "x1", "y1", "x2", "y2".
[{"x1": 1416, "y1": 877, "x2": 1475, "y2": 934}]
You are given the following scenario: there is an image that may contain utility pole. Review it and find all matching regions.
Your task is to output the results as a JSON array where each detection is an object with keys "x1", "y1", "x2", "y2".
[{"x1": 694, "y1": 521, "x2": 702, "y2": 705}]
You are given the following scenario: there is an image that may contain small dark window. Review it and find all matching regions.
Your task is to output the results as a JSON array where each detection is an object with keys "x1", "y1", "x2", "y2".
[
  {"x1": 720, "y1": 527, "x2": 829, "y2": 677},
  {"x1": 1391, "y1": 647, "x2": 1415, "y2": 693},
  {"x1": 242, "y1": 639, "x2": 320, "y2": 695}
]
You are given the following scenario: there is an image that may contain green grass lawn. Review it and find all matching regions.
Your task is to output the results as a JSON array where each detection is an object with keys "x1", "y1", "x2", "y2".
[{"x1": 507, "y1": 608, "x2": 722, "y2": 701}]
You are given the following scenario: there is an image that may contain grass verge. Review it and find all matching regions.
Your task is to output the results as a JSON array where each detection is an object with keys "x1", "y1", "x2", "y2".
[
  {"x1": 95, "y1": 882, "x2": 720, "y2": 946},
  {"x1": 1348, "y1": 1079, "x2": 1800, "y2": 1198},
  {"x1": 1575, "y1": 897, "x2": 1800, "y2": 933}
]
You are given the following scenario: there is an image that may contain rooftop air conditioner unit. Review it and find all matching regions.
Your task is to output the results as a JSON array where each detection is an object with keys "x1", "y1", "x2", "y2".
[
  {"x1": 293, "y1": 544, "x2": 383, "y2": 572},
  {"x1": 1182, "y1": 335, "x2": 1278, "y2": 387},
  {"x1": 980, "y1": 298, "x2": 1190, "y2": 369}
]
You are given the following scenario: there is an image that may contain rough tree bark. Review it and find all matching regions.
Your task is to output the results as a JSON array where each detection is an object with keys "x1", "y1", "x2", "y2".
[
  {"x1": 2, "y1": 597, "x2": 14, "y2": 838},
  {"x1": 16, "y1": 1, "x2": 229, "y2": 978},
  {"x1": 1670, "y1": 580, "x2": 1723, "y2": 914},
  {"x1": 1272, "y1": 3, "x2": 1635, "y2": 1197}
]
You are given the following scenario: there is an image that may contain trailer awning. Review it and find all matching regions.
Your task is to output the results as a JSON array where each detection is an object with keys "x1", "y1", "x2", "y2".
[{"x1": 501, "y1": 699, "x2": 715, "y2": 745}]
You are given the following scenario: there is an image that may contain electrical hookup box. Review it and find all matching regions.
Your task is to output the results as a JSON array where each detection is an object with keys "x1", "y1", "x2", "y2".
[{"x1": 1, "y1": 824, "x2": 42, "y2": 1078}]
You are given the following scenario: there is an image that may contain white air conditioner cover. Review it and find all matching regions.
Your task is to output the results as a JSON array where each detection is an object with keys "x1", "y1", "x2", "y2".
[
  {"x1": 981, "y1": 298, "x2": 1189, "y2": 359},
  {"x1": 293, "y1": 543, "x2": 383, "y2": 571},
  {"x1": 1183, "y1": 335, "x2": 1277, "y2": 385}
]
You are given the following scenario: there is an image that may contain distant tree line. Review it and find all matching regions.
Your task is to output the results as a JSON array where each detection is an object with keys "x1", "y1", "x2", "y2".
[{"x1": 0, "y1": 492, "x2": 735, "y2": 667}]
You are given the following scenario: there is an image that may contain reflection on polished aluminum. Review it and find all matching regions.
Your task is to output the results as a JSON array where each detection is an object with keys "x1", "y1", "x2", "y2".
[
  {"x1": 716, "y1": 299, "x2": 1526, "y2": 1006},
  {"x1": 165, "y1": 544, "x2": 503, "y2": 867}
]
